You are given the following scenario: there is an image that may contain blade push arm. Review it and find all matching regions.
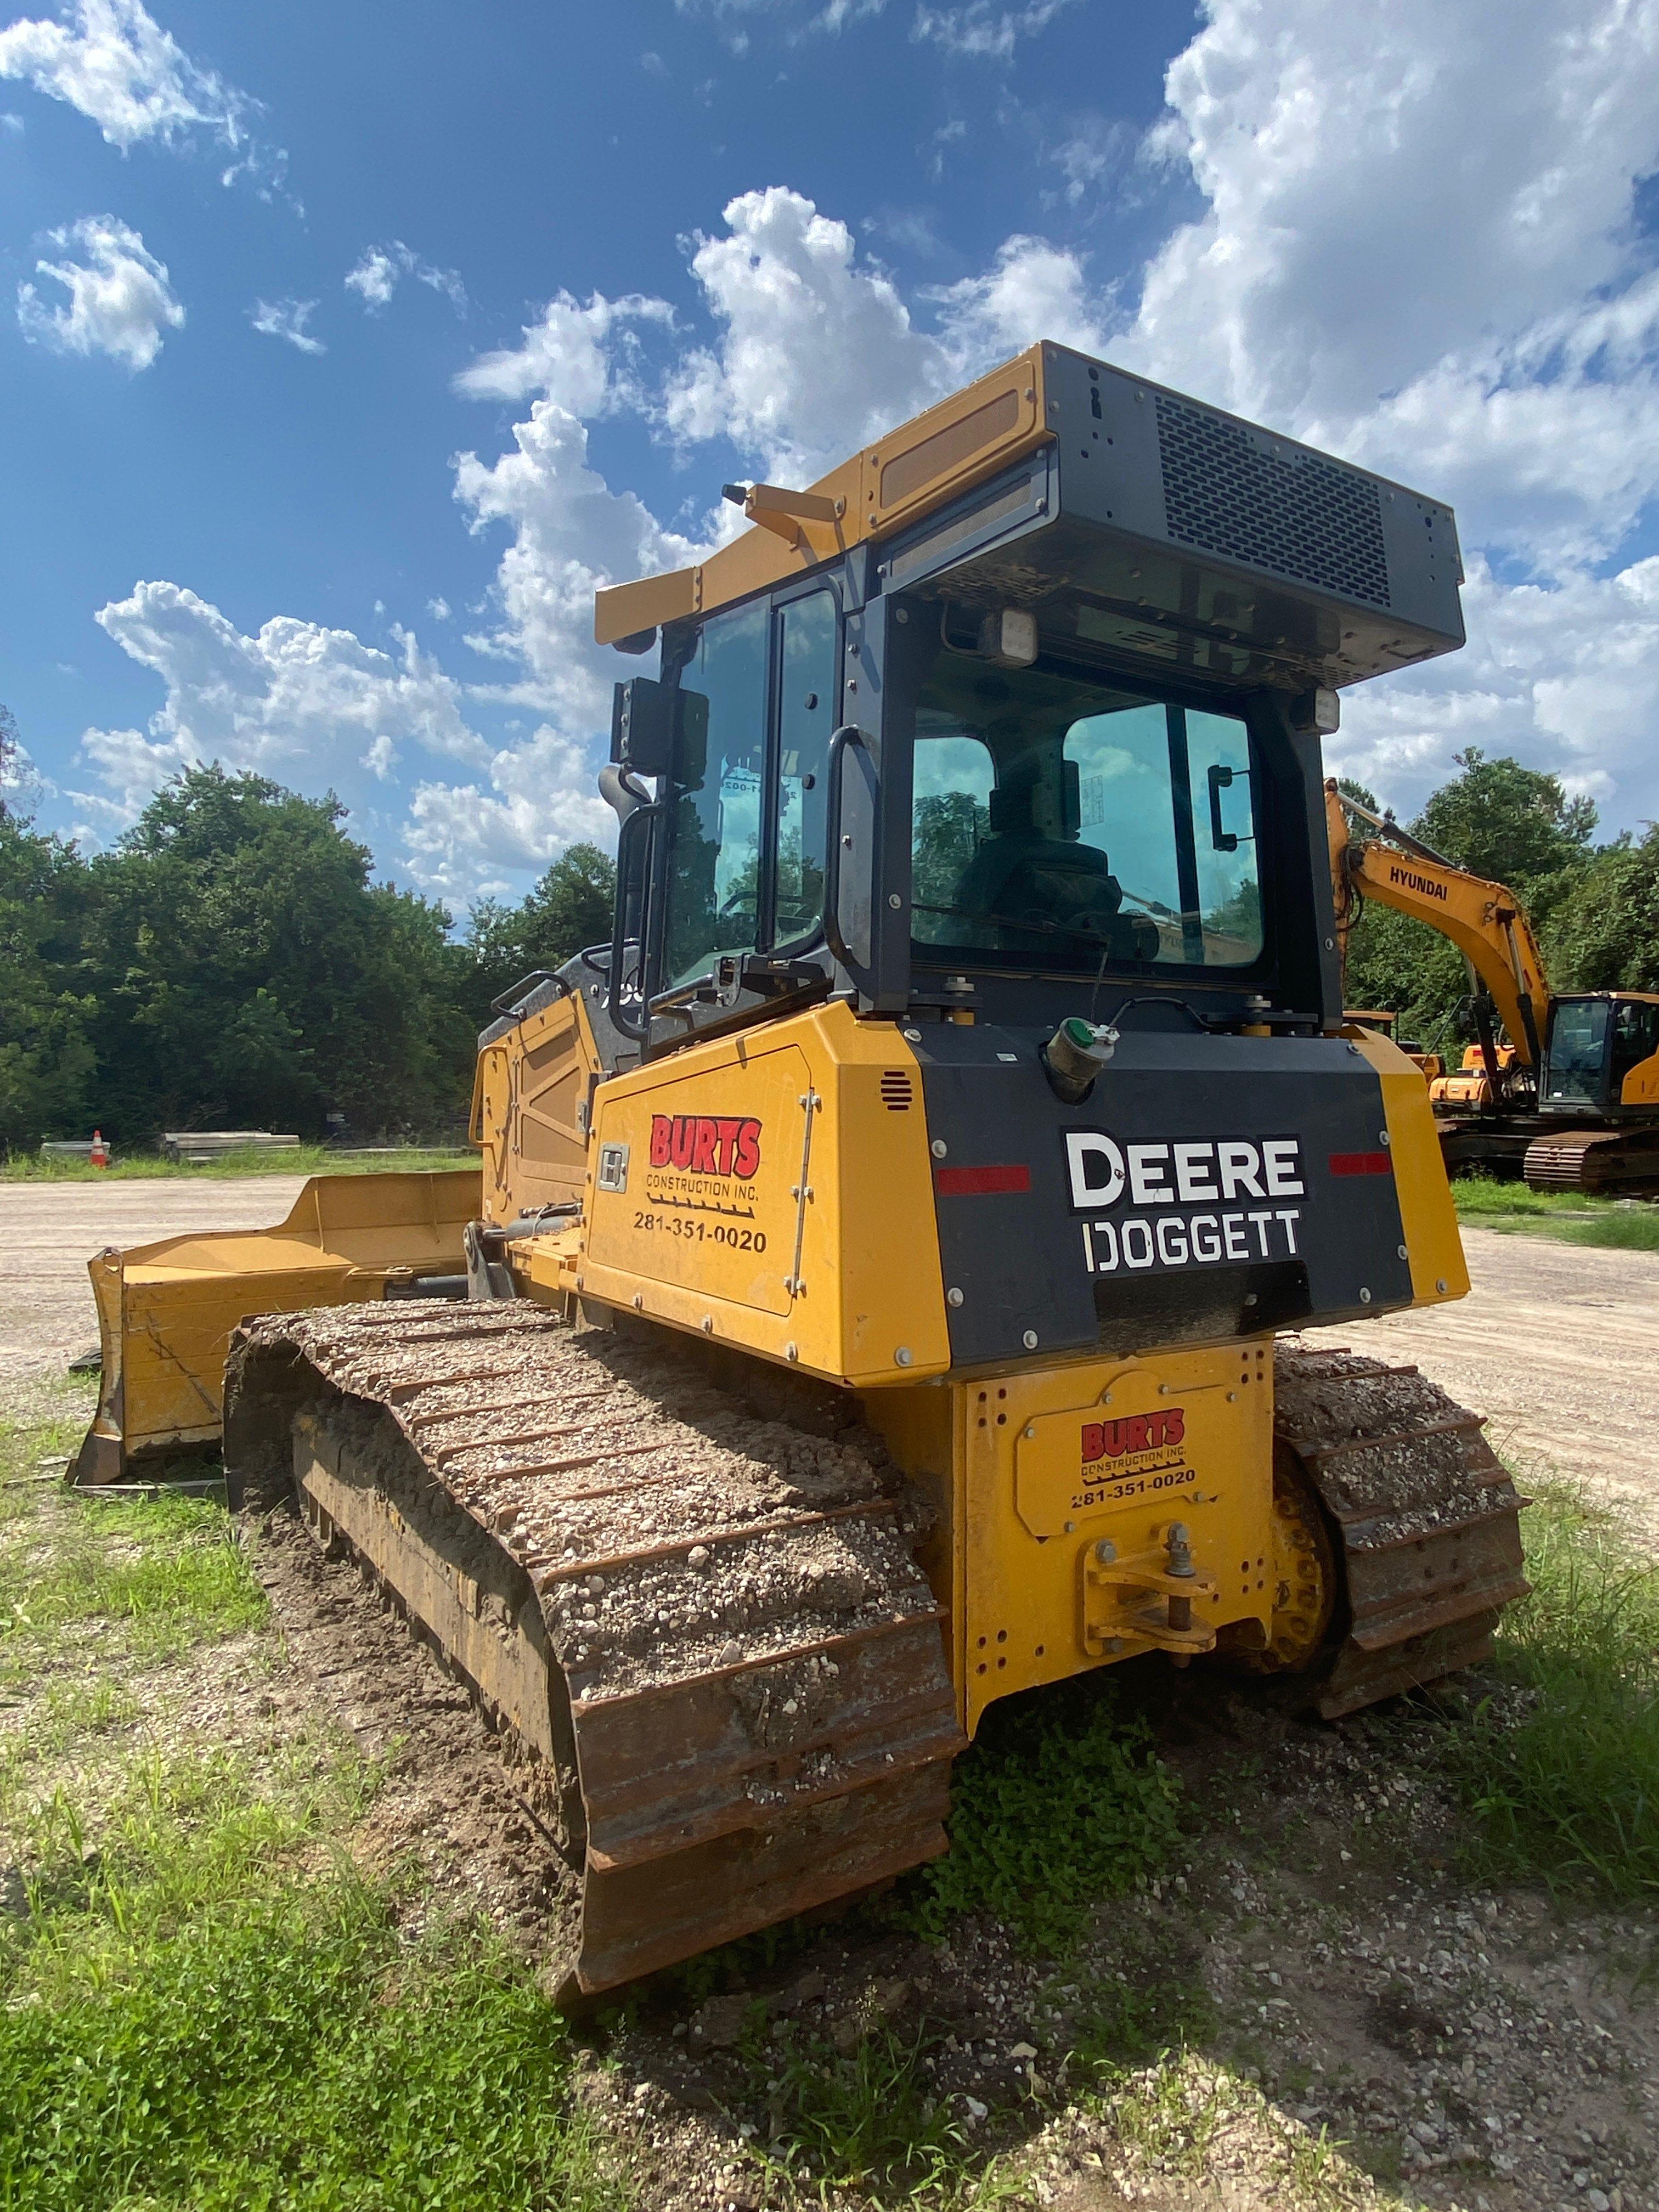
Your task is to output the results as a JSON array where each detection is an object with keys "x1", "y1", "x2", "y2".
[{"x1": 1324, "y1": 781, "x2": 1550, "y2": 1066}]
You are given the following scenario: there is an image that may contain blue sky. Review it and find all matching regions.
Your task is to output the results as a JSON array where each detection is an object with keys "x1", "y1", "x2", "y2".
[{"x1": 4, "y1": 0, "x2": 1659, "y2": 915}]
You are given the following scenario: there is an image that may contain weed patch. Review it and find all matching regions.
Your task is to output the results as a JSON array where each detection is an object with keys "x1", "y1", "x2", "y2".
[
  {"x1": 761, "y1": 2023, "x2": 970, "y2": 2200},
  {"x1": 895, "y1": 1676, "x2": 1181, "y2": 1956},
  {"x1": 1456, "y1": 1483, "x2": 1659, "y2": 1897}
]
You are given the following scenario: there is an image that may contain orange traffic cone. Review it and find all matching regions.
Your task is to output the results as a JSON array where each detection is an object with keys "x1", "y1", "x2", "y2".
[{"x1": 89, "y1": 1129, "x2": 109, "y2": 1169}]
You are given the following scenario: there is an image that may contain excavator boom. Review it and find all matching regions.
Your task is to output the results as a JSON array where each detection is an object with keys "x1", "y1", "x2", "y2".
[{"x1": 1324, "y1": 782, "x2": 1549, "y2": 1066}]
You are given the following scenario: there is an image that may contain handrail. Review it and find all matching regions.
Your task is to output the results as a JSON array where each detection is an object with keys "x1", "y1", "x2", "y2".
[
  {"x1": 822, "y1": 723, "x2": 870, "y2": 972},
  {"x1": 607, "y1": 799, "x2": 663, "y2": 1042}
]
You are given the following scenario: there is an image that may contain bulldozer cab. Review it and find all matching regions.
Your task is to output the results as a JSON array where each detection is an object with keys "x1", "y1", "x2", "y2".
[
  {"x1": 1542, "y1": 994, "x2": 1659, "y2": 1118},
  {"x1": 599, "y1": 344, "x2": 1465, "y2": 1059}
]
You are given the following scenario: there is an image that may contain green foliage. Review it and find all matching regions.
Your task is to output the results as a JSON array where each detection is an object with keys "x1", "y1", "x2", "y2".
[
  {"x1": 1545, "y1": 823, "x2": 1659, "y2": 992},
  {"x1": 1451, "y1": 1177, "x2": 1659, "y2": 1251},
  {"x1": 0, "y1": 1486, "x2": 268, "y2": 1677},
  {"x1": 765, "y1": 2024, "x2": 969, "y2": 2199},
  {"x1": 897, "y1": 1677, "x2": 1181, "y2": 1956},
  {"x1": 1456, "y1": 1483, "x2": 1659, "y2": 1898},
  {"x1": 1414, "y1": 745, "x2": 1596, "y2": 887},
  {"x1": 0, "y1": 764, "x2": 619, "y2": 1154},
  {"x1": 0, "y1": 812, "x2": 98, "y2": 1152},
  {"x1": 0, "y1": 1414, "x2": 615, "y2": 2212},
  {"x1": 464, "y1": 842, "x2": 617, "y2": 1028},
  {"x1": 83, "y1": 765, "x2": 475, "y2": 1143},
  {"x1": 0, "y1": 1757, "x2": 616, "y2": 2212},
  {"x1": 1, "y1": 1142, "x2": 475, "y2": 1181}
]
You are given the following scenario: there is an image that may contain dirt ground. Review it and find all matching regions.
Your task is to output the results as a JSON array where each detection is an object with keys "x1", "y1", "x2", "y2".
[{"x1": 7, "y1": 1175, "x2": 1658, "y2": 1536}]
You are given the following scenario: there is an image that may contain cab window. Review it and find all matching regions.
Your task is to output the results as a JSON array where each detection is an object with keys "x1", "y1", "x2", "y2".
[
  {"x1": 663, "y1": 600, "x2": 768, "y2": 986},
  {"x1": 907, "y1": 652, "x2": 1262, "y2": 971},
  {"x1": 774, "y1": 591, "x2": 837, "y2": 948},
  {"x1": 662, "y1": 588, "x2": 839, "y2": 988}
]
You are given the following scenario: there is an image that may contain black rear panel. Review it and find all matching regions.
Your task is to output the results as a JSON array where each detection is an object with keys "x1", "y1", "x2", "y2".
[{"x1": 908, "y1": 1024, "x2": 1412, "y2": 1368}]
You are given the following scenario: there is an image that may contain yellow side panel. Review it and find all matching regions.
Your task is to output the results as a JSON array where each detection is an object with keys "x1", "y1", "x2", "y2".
[
  {"x1": 579, "y1": 1001, "x2": 948, "y2": 1386},
  {"x1": 1621, "y1": 1048, "x2": 1659, "y2": 1107},
  {"x1": 1351, "y1": 1028, "x2": 1468, "y2": 1305},
  {"x1": 477, "y1": 988, "x2": 602, "y2": 1226}
]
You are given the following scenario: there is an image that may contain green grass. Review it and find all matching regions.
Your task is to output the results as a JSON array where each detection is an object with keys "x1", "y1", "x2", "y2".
[
  {"x1": 0, "y1": 1487, "x2": 268, "y2": 1672},
  {"x1": 763, "y1": 2024, "x2": 973, "y2": 2200},
  {"x1": 0, "y1": 1402, "x2": 618, "y2": 2212},
  {"x1": 894, "y1": 1674, "x2": 1181, "y2": 1957},
  {"x1": 2, "y1": 1143, "x2": 477, "y2": 1182},
  {"x1": 0, "y1": 1750, "x2": 618, "y2": 2212},
  {"x1": 1456, "y1": 1482, "x2": 1659, "y2": 1897},
  {"x1": 1452, "y1": 1175, "x2": 1659, "y2": 1250}
]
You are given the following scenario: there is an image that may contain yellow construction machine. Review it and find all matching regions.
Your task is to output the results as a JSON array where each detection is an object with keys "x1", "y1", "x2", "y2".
[
  {"x1": 1327, "y1": 784, "x2": 1659, "y2": 1190},
  {"x1": 82, "y1": 343, "x2": 1528, "y2": 1996}
]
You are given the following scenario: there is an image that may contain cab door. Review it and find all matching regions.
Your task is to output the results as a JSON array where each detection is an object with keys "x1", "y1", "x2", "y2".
[{"x1": 650, "y1": 582, "x2": 841, "y2": 1045}]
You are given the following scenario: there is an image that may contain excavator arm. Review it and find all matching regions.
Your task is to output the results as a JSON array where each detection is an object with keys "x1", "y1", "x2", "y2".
[{"x1": 1324, "y1": 781, "x2": 1551, "y2": 1069}]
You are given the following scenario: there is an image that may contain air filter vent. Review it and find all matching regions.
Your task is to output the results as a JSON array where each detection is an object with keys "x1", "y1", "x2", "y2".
[
  {"x1": 879, "y1": 1071, "x2": 913, "y2": 1111},
  {"x1": 1155, "y1": 396, "x2": 1391, "y2": 610}
]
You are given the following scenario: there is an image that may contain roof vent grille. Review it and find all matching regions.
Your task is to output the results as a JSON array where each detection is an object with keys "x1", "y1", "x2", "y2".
[{"x1": 1155, "y1": 396, "x2": 1391, "y2": 610}]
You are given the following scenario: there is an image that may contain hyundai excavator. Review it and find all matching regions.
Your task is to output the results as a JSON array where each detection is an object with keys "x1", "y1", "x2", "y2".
[
  {"x1": 1326, "y1": 784, "x2": 1659, "y2": 1191},
  {"x1": 76, "y1": 344, "x2": 1527, "y2": 1997}
]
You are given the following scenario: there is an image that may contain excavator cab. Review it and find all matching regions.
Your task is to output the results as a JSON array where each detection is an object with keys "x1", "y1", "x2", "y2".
[{"x1": 1541, "y1": 994, "x2": 1659, "y2": 1117}]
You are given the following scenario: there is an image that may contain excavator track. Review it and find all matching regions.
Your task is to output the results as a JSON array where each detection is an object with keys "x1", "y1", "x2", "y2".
[
  {"x1": 1522, "y1": 1125, "x2": 1659, "y2": 1196},
  {"x1": 222, "y1": 1300, "x2": 965, "y2": 1998},
  {"x1": 1273, "y1": 1346, "x2": 1530, "y2": 1717}
]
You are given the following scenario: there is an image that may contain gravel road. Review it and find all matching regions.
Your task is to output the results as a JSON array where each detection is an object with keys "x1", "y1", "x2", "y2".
[{"x1": 4, "y1": 1177, "x2": 1657, "y2": 1534}]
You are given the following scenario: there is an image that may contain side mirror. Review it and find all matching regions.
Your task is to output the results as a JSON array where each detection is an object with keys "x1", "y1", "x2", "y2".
[{"x1": 610, "y1": 677, "x2": 708, "y2": 785}]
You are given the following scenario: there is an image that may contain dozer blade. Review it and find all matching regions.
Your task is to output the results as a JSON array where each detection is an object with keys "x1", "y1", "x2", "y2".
[
  {"x1": 73, "y1": 1170, "x2": 480, "y2": 1486},
  {"x1": 223, "y1": 1300, "x2": 965, "y2": 1998},
  {"x1": 1274, "y1": 1346, "x2": 1530, "y2": 1718}
]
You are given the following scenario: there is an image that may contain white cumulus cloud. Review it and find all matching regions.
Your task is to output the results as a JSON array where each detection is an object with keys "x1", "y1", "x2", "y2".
[
  {"x1": 16, "y1": 214, "x2": 183, "y2": 369},
  {"x1": 911, "y1": 0, "x2": 1076, "y2": 61},
  {"x1": 1125, "y1": 0, "x2": 1659, "y2": 570},
  {"x1": 402, "y1": 727, "x2": 617, "y2": 905},
  {"x1": 250, "y1": 296, "x2": 323, "y2": 354},
  {"x1": 75, "y1": 582, "x2": 489, "y2": 826},
  {"x1": 0, "y1": 0, "x2": 248, "y2": 151}
]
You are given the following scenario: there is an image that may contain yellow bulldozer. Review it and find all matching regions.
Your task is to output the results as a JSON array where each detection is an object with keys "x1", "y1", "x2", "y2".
[{"x1": 76, "y1": 343, "x2": 1527, "y2": 1997}]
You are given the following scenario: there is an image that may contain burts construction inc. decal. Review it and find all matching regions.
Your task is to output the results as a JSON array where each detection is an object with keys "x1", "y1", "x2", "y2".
[
  {"x1": 639, "y1": 1113, "x2": 765, "y2": 1227},
  {"x1": 1082, "y1": 1408, "x2": 1185, "y2": 1461},
  {"x1": 1074, "y1": 1404, "x2": 1194, "y2": 1509},
  {"x1": 648, "y1": 1115, "x2": 761, "y2": 1178}
]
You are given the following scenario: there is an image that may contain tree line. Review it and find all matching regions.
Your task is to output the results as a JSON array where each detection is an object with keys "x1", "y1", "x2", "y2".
[
  {"x1": 0, "y1": 740, "x2": 614, "y2": 1153},
  {"x1": 3, "y1": 718, "x2": 1655, "y2": 1154},
  {"x1": 1339, "y1": 747, "x2": 1659, "y2": 1054}
]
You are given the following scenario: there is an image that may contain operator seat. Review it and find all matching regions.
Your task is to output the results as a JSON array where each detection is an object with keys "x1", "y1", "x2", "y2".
[{"x1": 953, "y1": 781, "x2": 1158, "y2": 960}]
